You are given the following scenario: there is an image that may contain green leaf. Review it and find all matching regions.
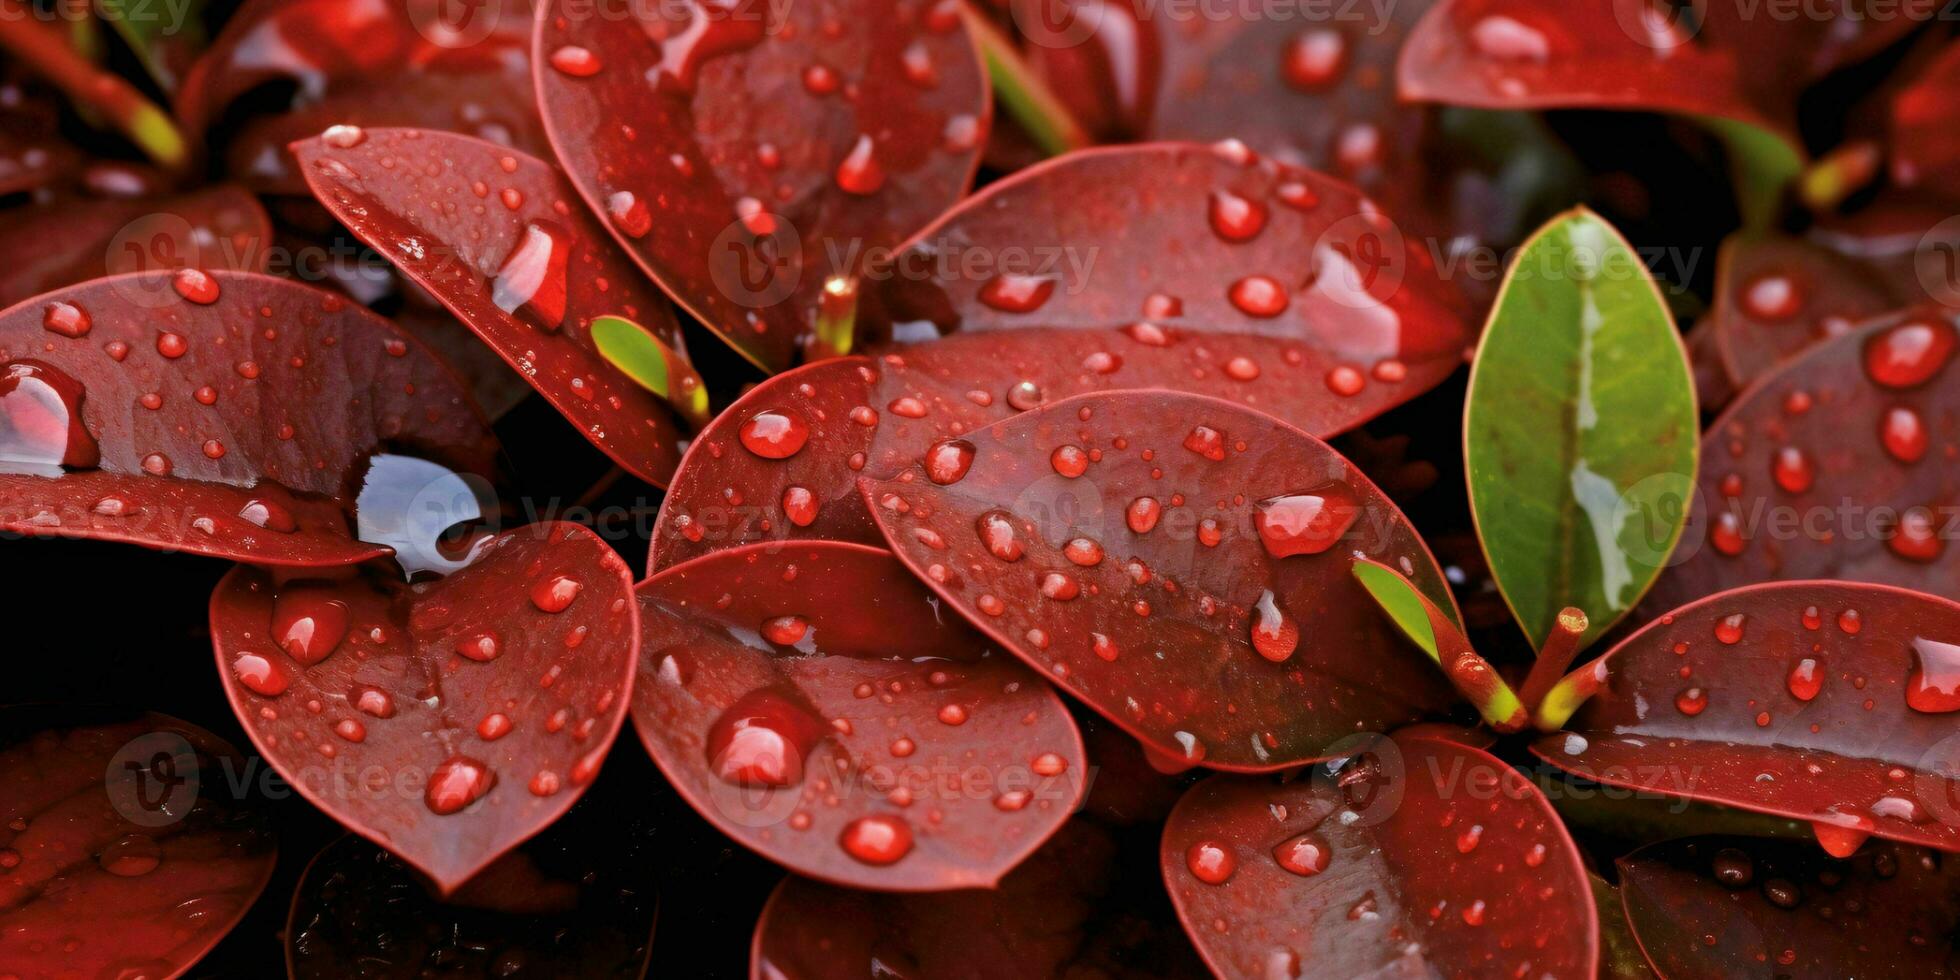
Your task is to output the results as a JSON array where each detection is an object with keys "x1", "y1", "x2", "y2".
[
  {"x1": 1701, "y1": 116, "x2": 1803, "y2": 232},
  {"x1": 1464, "y1": 207, "x2": 1697, "y2": 652},
  {"x1": 1352, "y1": 561, "x2": 1439, "y2": 658},
  {"x1": 590, "y1": 315, "x2": 710, "y2": 429}
]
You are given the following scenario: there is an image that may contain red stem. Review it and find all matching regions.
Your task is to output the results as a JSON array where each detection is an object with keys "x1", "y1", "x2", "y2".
[
  {"x1": 1519, "y1": 607, "x2": 1588, "y2": 713},
  {"x1": 0, "y1": 0, "x2": 187, "y2": 170}
]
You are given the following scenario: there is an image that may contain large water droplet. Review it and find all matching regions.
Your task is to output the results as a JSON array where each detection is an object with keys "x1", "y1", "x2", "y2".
[
  {"x1": 739, "y1": 409, "x2": 810, "y2": 459},
  {"x1": 1281, "y1": 29, "x2": 1346, "y2": 90},
  {"x1": 835, "y1": 135, "x2": 885, "y2": 195},
  {"x1": 424, "y1": 756, "x2": 495, "y2": 814},
  {"x1": 1907, "y1": 636, "x2": 1960, "y2": 713},
  {"x1": 705, "y1": 688, "x2": 827, "y2": 787},
  {"x1": 491, "y1": 221, "x2": 572, "y2": 331},
  {"x1": 839, "y1": 814, "x2": 913, "y2": 865},
  {"x1": 1187, "y1": 840, "x2": 1236, "y2": 884},
  {"x1": 1272, "y1": 832, "x2": 1330, "y2": 876},
  {"x1": 0, "y1": 360, "x2": 100, "y2": 472},
  {"x1": 1864, "y1": 318, "x2": 1956, "y2": 389},
  {"x1": 1250, "y1": 589, "x2": 1298, "y2": 663},
  {"x1": 271, "y1": 587, "x2": 350, "y2": 666},
  {"x1": 1254, "y1": 485, "x2": 1359, "y2": 557},
  {"x1": 924, "y1": 438, "x2": 975, "y2": 485}
]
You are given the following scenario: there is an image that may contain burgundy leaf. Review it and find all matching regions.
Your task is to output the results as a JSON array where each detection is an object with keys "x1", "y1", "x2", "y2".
[
  {"x1": 1399, "y1": 0, "x2": 1933, "y2": 141},
  {"x1": 0, "y1": 75, "x2": 79, "y2": 198},
  {"x1": 1538, "y1": 580, "x2": 1960, "y2": 855},
  {"x1": 1591, "y1": 873, "x2": 1658, "y2": 980},
  {"x1": 1618, "y1": 836, "x2": 1960, "y2": 978},
  {"x1": 287, "y1": 828, "x2": 657, "y2": 977},
  {"x1": 0, "y1": 186, "x2": 271, "y2": 308},
  {"x1": 1806, "y1": 189, "x2": 1958, "y2": 301},
  {"x1": 859, "y1": 389, "x2": 1461, "y2": 771},
  {"x1": 534, "y1": 0, "x2": 987, "y2": 371},
  {"x1": 876, "y1": 144, "x2": 1470, "y2": 380},
  {"x1": 1710, "y1": 235, "x2": 1896, "y2": 390},
  {"x1": 0, "y1": 270, "x2": 500, "y2": 566},
  {"x1": 1684, "y1": 315, "x2": 1737, "y2": 417},
  {"x1": 646, "y1": 319, "x2": 1451, "y2": 570},
  {"x1": 1162, "y1": 734, "x2": 1596, "y2": 977},
  {"x1": 292, "y1": 126, "x2": 694, "y2": 486},
  {"x1": 1644, "y1": 307, "x2": 1960, "y2": 614},
  {"x1": 176, "y1": 0, "x2": 545, "y2": 195},
  {"x1": 0, "y1": 707, "x2": 277, "y2": 978},
  {"x1": 209, "y1": 522, "x2": 639, "y2": 892},
  {"x1": 633, "y1": 541, "x2": 1086, "y2": 891},
  {"x1": 1891, "y1": 39, "x2": 1960, "y2": 196}
]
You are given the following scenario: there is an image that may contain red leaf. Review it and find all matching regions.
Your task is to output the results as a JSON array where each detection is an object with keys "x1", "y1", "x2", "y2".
[
  {"x1": 1618, "y1": 836, "x2": 1960, "y2": 977},
  {"x1": 176, "y1": 0, "x2": 545, "y2": 194},
  {"x1": 876, "y1": 144, "x2": 1471, "y2": 376},
  {"x1": 0, "y1": 186, "x2": 271, "y2": 308},
  {"x1": 859, "y1": 389, "x2": 1460, "y2": 771},
  {"x1": 210, "y1": 522, "x2": 639, "y2": 893},
  {"x1": 752, "y1": 819, "x2": 1210, "y2": 978},
  {"x1": 533, "y1": 0, "x2": 988, "y2": 371},
  {"x1": 292, "y1": 127, "x2": 694, "y2": 487},
  {"x1": 1710, "y1": 235, "x2": 1896, "y2": 390},
  {"x1": 1398, "y1": 0, "x2": 1931, "y2": 140},
  {"x1": 1162, "y1": 734, "x2": 1596, "y2": 977},
  {"x1": 0, "y1": 74, "x2": 80, "y2": 198},
  {"x1": 1891, "y1": 40, "x2": 1960, "y2": 195},
  {"x1": 632, "y1": 541, "x2": 1086, "y2": 891},
  {"x1": 0, "y1": 271, "x2": 500, "y2": 567},
  {"x1": 1645, "y1": 307, "x2": 1960, "y2": 613},
  {"x1": 1538, "y1": 580, "x2": 1960, "y2": 853},
  {"x1": 0, "y1": 707, "x2": 277, "y2": 978},
  {"x1": 287, "y1": 828, "x2": 657, "y2": 977}
]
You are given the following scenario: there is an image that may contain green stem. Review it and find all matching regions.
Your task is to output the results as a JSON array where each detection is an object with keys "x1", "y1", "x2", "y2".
[
  {"x1": 0, "y1": 0, "x2": 188, "y2": 171},
  {"x1": 810, "y1": 274, "x2": 858, "y2": 360},
  {"x1": 961, "y1": 2, "x2": 1088, "y2": 158}
]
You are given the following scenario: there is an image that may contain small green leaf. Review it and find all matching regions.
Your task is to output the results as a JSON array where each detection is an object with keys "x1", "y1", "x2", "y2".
[
  {"x1": 1701, "y1": 116, "x2": 1803, "y2": 231},
  {"x1": 1352, "y1": 561, "x2": 1440, "y2": 659},
  {"x1": 1465, "y1": 207, "x2": 1697, "y2": 652},
  {"x1": 1352, "y1": 560, "x2": 1525, "y2": 732},
  {"x1": 590, "y1": 315, "x2": 710, "y2": 429}
]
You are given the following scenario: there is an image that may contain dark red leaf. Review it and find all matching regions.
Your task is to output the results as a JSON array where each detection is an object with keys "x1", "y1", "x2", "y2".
[
  {"x1": 0, "y1": 707, "x2": 277, "y2": 978},
  {"x1": 287, "y1": 827, "x2": 657, "y2": 977},
  {"x1": 1618, "y1": 836, "x2": 1960, "y2": 978},
  {"x1": 1162, "y1": 734, "x2": 1596, "y2": 977},
  {"x1": 0, "y1": 186, "x2": 271, "y2": 308},
  {"x1": 1891, "y1": 40, "x2": 1960, "y2": 197},
  {"x1": 1684, "y1": 315, "x2": 1737, "y2": 416},
  {"x1": 292, "y1": 126, "x2": 695, "y2": 487},
  {"x1": 534, "y1": 0, "x2": 987, "y2": 371},
  {"x1": 647, "y1": 316, "x2": 1453, "y2": 571},
  {"x1": 1806, "y1": 189, "x2": 1958, "y2": 301},
  {"x1": 633, "y1": 541, "x2": 1086, "y2": 891},
  {"x1": 0, "y1": 270, "x2": 500, "y2": 566},
  {"x1": 1710, "y1": 235, "x2": 1897, "y2": 389},
  {"x1": 1644, "y1": 307, "x2": 1960, "y2": 614},
  {"x1": 876, "y1": 144, "x2": 1471, "y2": 378},
  {"x1": 176, "y1": 0, "x2": 545, "y2": 194},
  {"x1": 1399, "y1": 0, "x2": 1933, "y2": 141},
  {"x1": 209, "y1": 522, "x2": 639, "y2": 892},
  {"x1": 859, "y1": 389, "x2": 1460, "y2": 771},
  {"x1": 0, "y1": 74, "x2": 80, "y2": 198},
  {"x1": 753, "y1": 818, "x2": 1209, "y2": 979},
  {"x1": 1538, "y1": 580, "x2": 1960, "y2": 854}
]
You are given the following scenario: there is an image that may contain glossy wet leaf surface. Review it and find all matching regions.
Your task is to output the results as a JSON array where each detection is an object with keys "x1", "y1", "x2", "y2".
[
  {"x1": 534, "y1": 0, "x2": 986, "y2": 371},
  {"x1": 0, "y1": 271, "x2": 499, "y2": 566},
  {"x1": 287, "y1": 814, "x2": 656, "y2": 978},
  {"x1": 1618, "y1": 836, "x2": 1960, "y2": 978},
  {"x1": 176, "y1": 0, "x2": 545, "y2": 194},
  {"x1": 1710, "y1": 235, "x2": 1896, "y2": 389},
  {"x1": 1465, "y1": 207, "x2": 1696, "y2": 649},
  {"x1": 1538, "y1": 580, "x2": 1960, "y2": 854},
  {"x1": 0, "y1": 186, "x2": 271, "y2": 308},
  {"x1": 293, "y1": 127, "x2": 694, "y2": 487},
  {"x1": 1645, "y1": 307, "x2": 1960, "y2": 614},
  {"x1": 210, "y1": 522, "x2": 638, "y2": 892},
  {"x1": 861, "y1": 389, "x2": 1460, "y2": 771},
  {"x1": 877, "y1": 144, "x2": 1471, "y2": 379},
  {"x1": 633, "y1": 541, "x2": 1085, "y2": 891},
  {"x1": 1161, "y1": 734, "x2": 1596, "y2": 978},
  {"x1": 0, "y1": 707, "x2": 277, "y2": 978}
]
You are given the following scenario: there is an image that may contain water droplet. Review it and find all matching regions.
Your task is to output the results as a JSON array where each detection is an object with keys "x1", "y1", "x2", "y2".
[
  {"x1": 835, "y1": 135, "x2": 885, "y2": 195},
  {"x1": 1031, "y1": 752, "x2": 1068, "y2": 776},
  {"x1": 937, "y1": 703, "x2": 968, "y2": 725},
  {"x1": 478, "y1": 712, "x2": 513, "y2": 740},
  {"x1": 171, "y1": 269, "x2": 220, "y2": 305},
  {"x1": 1063, "y1": 537, "x2": 1103, "y2": 566},
  {"x1": 1772, "y1": 446, "x2": 1814, "y2": 494},
  {"x1": 1250, "y1": 589, "x2": 1298, "y2": 663},
  {"x1": 976, "y1": 510, "x2": 1023, "y2": 561},
  {"x1": 455, "y1": 631, "x2": 502, "y2": 662},
  {"x1": 608, "y1": 191, "x2": 652, "y2": 238},
  {"x1": 1710, "y1": 510, "x2": 1745, "y2": 556},
  {"x1": 1864, "y1": 318, "x2": 1956, "y2": 389},
  {"x1": 1051, "y1": 444, "x2": 1089, "y2": 477},
  {"x1": 354, "y1": 686, "x2": 395, "y2": 718},
  {"x1": 492, "y1": 221, "x2": 571, "y2": 331},
  {"x1": 839, "y1": 814, "x2": 913, "y2": 864},
  {"x1": 1456, "y1": 824, "x2": 1483, "y2": 853},
  {"x1": 425, "y1": 756, "x2": 495, "y2": 814},
  {"x1": 1907, "y1": 636, "x2": 1960, "y2": 713},
  {"x1": 925, "y1": 438, "x2": 975, "y2": 485},
  {"x1": 1272, "y1": 832, "x2": 1330, "y2": 876},
  {"x1": 979, "y1": 273, "x2": 1055, "y2": 314},
  {"x1": 320, "y1": 124, "x2": 366, "y2": 148},
  {"x1": 1254, "y1": 485, "x2": 1359, "y2": 557},
  {"x1": 1741, "y1": 274, "x2": 1803, "y2": 321},
  {"x1": 41, "y1": 301, "x2": 89, "y2": 338},
  {"x1": 1712, "y1": 847, "x2": 1754, "y2": 886},
  {"x1": 1787, "y1": 657, "x2": 1823, "y2": 701},
  {"x1": 739, "y1": 409, "x2": 810, "y2": 459},
  {"x1": 1881, "y1": 406, "x2": 1929, "y2": 463},
  {"x1": 231, "y1": 652, "x2": 291, "y2": 696},
  {"x1": 1715, "y1": 614, "x2": 1746, "y2": 645},
  {"x1": 1460, "y1": 899, "x2": 1487, "y2": 926},
  {"x1": 706, "y1": 688, "x2": 826, "y2": 787},
  {"x1": 761, "y1": 615, "x2": 809, "y2": 646},
  {"x1": 97, "y1": 834, "x2": 162, "y2": 877},
  {"x1": 271, "y1": 588, "x2": 349, "y2": 666},
  {"x1": 1676, "y1": 687, "x2": 1708, "y2": 715},
  {"x1": 1469, "y1": 15, "x2": 1550, "y2": 61},
  {"x1": 781, "y1": 485, "x2": 818, "y2": 526},
  {"x1": 1183, "y1": 425, "x2": 1226, "y2": 461},
  {"x1": 530, "y1": 574, "x2": 582, "y2": 612},
  {"x1": 1282, "y1": 28, "x2": 1347, "y2": 89},
  {"x1": 1888, "y1": 508, "x2": 1945, "y2": 562},
  {"x1": 1186, "y1": 840, "x2": 1236, "y2": 884},
  {"x1": 1228, "y1": 275, "x2": 1288, "y2": 317},
  {"x1": 0, "y1": 360, "x2": 100, "y2": 471},
  {"x1": 549, "y1": 44, "x2": 603, "y2": 76},
  {"x1": 1208, "y1": 190, "x2": 1267, "y2": 242}
]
